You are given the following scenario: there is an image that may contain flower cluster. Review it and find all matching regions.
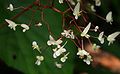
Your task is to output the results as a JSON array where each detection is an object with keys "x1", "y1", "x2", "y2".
[
  {"x1": 47, "y1": 35, "x2": 69, "y2": 63},
  {"x1": 77, "y1": 48, "x2": 92, "y2": 65},
  {"x1": 61, "y1": 29, "x2": 75, "y2": 39},
  {"x1": 5, "y1": 19, "x2": 29, "y2": 32},
  {"x1": 32, "y1": 41, "x2": 44, "y2": 65}
]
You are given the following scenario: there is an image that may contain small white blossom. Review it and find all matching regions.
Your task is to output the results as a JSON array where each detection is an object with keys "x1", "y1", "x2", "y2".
[
  {"x1": 60, "y1": 52, "x2": 69, "y2": 62},
  {"x1": 81, "y1": 22, "x2": 91, "y2": 38},
  {"x1": 36, "y1": 22, "x2": 42, "y2": 26},
  {"x1": 107, "y1": 32, "x2": 120, "y2": 45},
  {"x1": 35, "y1": 56, "x2": 44, "y2": 65},
  {"x1": 92, "y1": 43, "x2": 100, "y2": 50},
  {"x1": 47, "y1": 35, "x2": 62, "y2": 48},
  {"x1": 83, "y1": 55, "x2": 92, "y2": 65},
  {"x1": 94, "y1": 26, "x2": 99, "y2": 32},
  {"x1": 55, "y1": 62, "x2": 62, "y2": 68},
  {"x1": 53, "y1": 42, "x2": 67, "y2": 58},
  {"x1": 77, "y1": 48, "x2": 89, "y2": 58},
  {"x1": 73, "y1": 2, "x2": 80, "y2": 19},
  {"x1": 106, "y1": 11, "x2": 113, "y2": 24},
  {"x1": 59, "y1": 0, "x2": 64, "y2": 4},
  {"x1": 5, "y1": 19, "x2": 17, "y2": 31},
  {"x1": 98, "y1": 32, "x2": 104, "y2": 44},
  {"x1": 21, "y1": 24, "x2": 29, "y2": 32},
  {"x1": 77, "y1": 48, "x2": 92, "y2": 65},
  {"x1": 91, "y1": 5, "x2": 96, "y2": 12},
  {"x1": 61, "y1": 30, "x2": 75, "y2": 39},
  {"x1": 7, "y1": 4, "x2": 14, "y2": 11},
  {"x1": 32, "y1": 41, "x2": 40, "y2": 52},
  {"x1": 94, "y1": 0, "x2": 101, "y2": 6},
  {"x1": 68, "y1": 0, "x2": 75, "y2": 5}
]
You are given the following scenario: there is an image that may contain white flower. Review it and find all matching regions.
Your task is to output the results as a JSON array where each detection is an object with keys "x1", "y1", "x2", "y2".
[
  {"x1": 91, "y1": 5, "x2": 96, "y2": 12},
  {"x1": 94, "y1": 26, "x2": 99, "y2": 32},
  {"x1": 77, "y1": 48, "x2": 89, "y2": 58},
  {"x1": 59, "y1": 0, "x2": 64, "y2": 4},
  {"x1": 77, "y1": 48, "x2": 92, "y2": 65},
  {"x1": 106, "y1": 11, "x2": 113, "y2": 25},
  {"x1": 98, "y1": 32, "x2": 104, "y2": 44},
  {"x1": 81, "y1": 22, "x2": 91, "y2": 38},
  {"x1": 5, "y1": 19, "x2": 17, "y2": 31},
  {"x1": 7, "y1": 4, "x2": 14, "y2": 11},
  {"x1": 35, "y1": 56, "x2": 44, "y2": 65},
  {"x1": 73, "y1": 2, "x2": 80, "y2": 19},
  {"x1": 36, "y1": 22, "x2": 42, "y2": 26},
  {"x1": 55, "y1": 62, "x2": 62, "y2": 68},
  {"x1": 83, "y1": 55, "x2": 92, "y2": 65},
  {"x1": 61, "y1": 30, "x2": 75, "y2": 39},
  {"x1": 107, "y1": 32, "x2": 120, "y2": 45},
  {"x1": 47, "y1": 35, "x2": 62, "y2": 48},
  {"x1": 60, "y1": 52, "x2": 69, "y2": 62},
  {"x1": 32, "y1": 41, "x2": 41, "y2": 52},
  {"x1": 21, "y1": 24, "x2": 29, "y2": 32},
  {"x1": 53, "y1": 42, "x2": 67, "y2": 58},
  {"x1": 68, "y1": 0, "x2": 75, "y2": 5},
  {"x1": 92, "y1": 43, "x2": 100, "y2": 50},
  {"x1": 95, "y1": 0, "x2": 101, "y2": 6}
]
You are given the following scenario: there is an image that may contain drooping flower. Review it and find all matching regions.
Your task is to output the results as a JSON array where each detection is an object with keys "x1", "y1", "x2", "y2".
[
  {"x1": 81, "y1": 22, "x2": 91, "y2": 38},
  {"x1": 106, "y1": 11, "x2": 113, "y2": 25},
  {"x1": 32, "y1": 41, "x2": 41, "y2": 52},
  {"x1": 5, "y1": 19, "x2": 17, "y2": 31},
  {"x1": 107, "y1": 32, "x2": 120, "y2": 45},
  {"x1": 53, "y1": 42, "x2": 67, "y2": 58},
  {"x1": 55, "y1": 62, "x2": 62, "y2": 68},
  {"x1": 21, "y1": 24, "x2": 29, "y2": 32},
  {"x1": 60, "y1": 52, "x2": 69, "y2": 62},
  {"x1": 98, "y1": 32, "x2": 104, "y2": 44},
  {"x1": 7, "y1": 4, "x2": 14, "y2": 11},
  {"x1": 61, "y1": 29, "x2": 75, "y2": 39},
  {"x1": 83, "y1": 55, "x2": 93, "y2": 65},
  {"x1": 77, "y1": 48, "x2": 89, "y2": 58},
  {"x1": 94, "y1": 26, "x2": 99, "y2": 32},
  {"x1": 94, "y1": 0, "x2": 101, "y2": 6},
  {"x1": 73, "y1": 2, "x2": 80, "y2": 19},
  {"x1": 91, "y1": 5, "x2": 96, "y2": 12},
  {"x1": 47, "y1": 35, "x2": 62, "y2": 48},
  {"x1": 59, "y1": 0, "x2": 64, "y2": 4},
  {"x1": 35, "y1": 56, "x2": 44, "y2": 65}
]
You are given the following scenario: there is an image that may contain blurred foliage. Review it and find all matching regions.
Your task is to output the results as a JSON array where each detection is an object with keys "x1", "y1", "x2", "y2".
[{"x1": 0, "y1": 0, "x2": 120, "y2": 74}]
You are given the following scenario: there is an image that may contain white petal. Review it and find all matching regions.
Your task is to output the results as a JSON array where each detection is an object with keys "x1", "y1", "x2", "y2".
[
  {"x1": 5, "y1": 19, "x2": 17, "y2": 31},
  {"x1": 83, "y1": 59, "x2": 90, "y2": 65},
  {"x1": 73, "y1": 2, "x2": 80, "y2": 19},
  {"x1": 98, "y1": 32, "x2": 104, "y2": 44},
  {"x1": 81, "y1": 22, "x2": 91, "y2": 37},
  {"x1": 21, "y1": 24, "x2": 29, "y2": 32},
  {"x1": 107, "y1": 32, "x2": 120, "y2": 45},
  {"x1": 95, "y1": 0, "x2": 101, "y2": 6},
  {"x1": 53, "y1": 53, "x2": 57, "y2": 58},
  {"x1": 7, "y1": 4, "x2": 14, "y2": 11},
  {"x1": 91, "y1": 5, "x2": 96, "y2": 12},
  {"x1": 37, "y1": 22, "x2": 42, "y2": 26},
  {"x1": 35, "y1": 60, "x2": 41, "y2": 65},
  {"x1": 59, "y1": 0, "x2": 64, "y2": 3},
  {"x1": 106, "y1": 11, "x2": 113, "y2": 24},
  {"x1": 94, "y1": 26, "x2": 99, "y2": 32},
  {"x1": 55, "y1": 62, "x2": 62, "y2": 68}
]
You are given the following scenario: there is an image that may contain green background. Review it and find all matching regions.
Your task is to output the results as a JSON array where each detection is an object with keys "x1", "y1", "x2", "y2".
[{"x1": 0, "y1": 0, "x2": 120, "y2": 74}]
